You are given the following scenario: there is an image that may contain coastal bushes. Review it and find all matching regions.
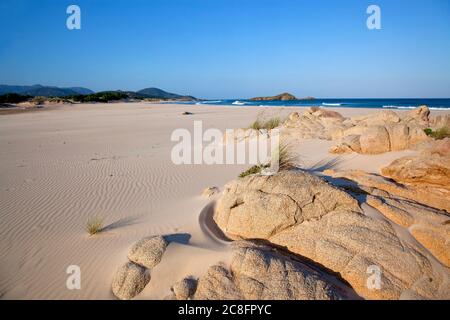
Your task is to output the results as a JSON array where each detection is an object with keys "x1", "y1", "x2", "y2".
[
  {"x1": 68, "y1": 91, "x2": 128, "y2": 103},
  {"x1": 424, "y1": 127, "x2": 450, "y2": 140},
  {"x1": 0, "y1": 93, "x2": 32, "y2": 104}
]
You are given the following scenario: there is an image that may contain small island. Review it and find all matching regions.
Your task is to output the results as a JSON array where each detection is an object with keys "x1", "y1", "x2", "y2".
[{"x1": 249, "y1": 92, "x2": 315, "y2": 101}]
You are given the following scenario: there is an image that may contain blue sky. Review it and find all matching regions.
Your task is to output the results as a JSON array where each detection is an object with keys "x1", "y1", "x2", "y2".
[{"x1": 0, "y1": 0, "x2": 449, "y2": 98}]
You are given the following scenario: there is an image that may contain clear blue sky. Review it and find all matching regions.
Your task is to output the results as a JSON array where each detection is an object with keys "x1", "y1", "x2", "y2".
[{"x1": 1, "y1": 0, "x2": 449, "y2": 98}]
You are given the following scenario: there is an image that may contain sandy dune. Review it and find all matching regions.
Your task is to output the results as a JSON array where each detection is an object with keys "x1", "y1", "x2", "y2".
[{"x1": 0, "y1": 103, "x2": 448, "y2": 299}]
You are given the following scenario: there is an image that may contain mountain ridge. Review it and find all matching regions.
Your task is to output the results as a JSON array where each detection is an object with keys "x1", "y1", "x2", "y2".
[{"x1": 0, "y1": 84, "x2": 197, "y2": 100}]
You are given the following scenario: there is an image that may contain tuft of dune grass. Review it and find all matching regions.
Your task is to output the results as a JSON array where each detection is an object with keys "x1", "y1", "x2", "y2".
[
  {"x1": 239, "y1": 142, "x2": 299, "y2": 178},
  {"x1": 86, "y1": 216, "x2": 104, "y2": 236},
  {"x1": 274, "y1": 142, "x2": 298, "y2": 171},
  {"x1": 249, "y1": 116, "x2": 281, "y2": 130}
]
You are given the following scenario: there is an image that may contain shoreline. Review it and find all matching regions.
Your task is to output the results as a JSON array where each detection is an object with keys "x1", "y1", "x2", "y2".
[{"x1": 2, "y1": 101, "x2": 450, "y2": 117}]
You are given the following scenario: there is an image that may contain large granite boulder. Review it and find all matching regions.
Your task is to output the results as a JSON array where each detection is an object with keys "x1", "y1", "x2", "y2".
[
  {"x1": 359, "y1": 126, "x2": 391, "y2": 154},
  {"x1": 403, "y1": 105, "x2": 430, "y2": 126},
  {"x1": 330, "y1": 123, "x2": 430, "y2": 155},
  {"x1": 214, "y1": 171, "x2": 361, "y2": 240},
  {"x1": 192, "y1": 241, "x2": 354, "y2": 300},
  {"x1": 367, "y1": 196, "x2": 450, "y2": 267},
  {"x1": 213, "y1": 171, "x2": 449, "y2": 299},
  {"x1": 282, "y1": 107, "x2": 348, "y2": 140}
]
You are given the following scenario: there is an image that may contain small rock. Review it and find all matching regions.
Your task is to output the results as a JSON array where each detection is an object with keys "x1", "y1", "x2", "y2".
[
  {"x1": 128, "y1": 235, "x2": 168, "y2": 268},
  {"x1": 112, "y1": 262, "x2": 150, "y2": 300},
  {"x1": 172, "y1": 277, "x2": 198, "y2": 300},
  {"x1": 202, "y1": 186, "x2": 220, "y2": 198}
]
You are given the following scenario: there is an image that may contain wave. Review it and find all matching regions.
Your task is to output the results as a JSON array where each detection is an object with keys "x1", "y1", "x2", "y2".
[
  {"x1": 382, "y1": 105, "x2": 416, "y2": 109},
  {"x1": 383, "y1": 105, "x2": 450, "y2": 110},
  {"x1": 322, "y1": 103, "x2": 342, "y2": 106},
  {"x1": 232, "y1": 100, "x2": 246, "y2": 105},
  {"x1": 201, "y1": 100, "x2": 222, "y2": 104}
]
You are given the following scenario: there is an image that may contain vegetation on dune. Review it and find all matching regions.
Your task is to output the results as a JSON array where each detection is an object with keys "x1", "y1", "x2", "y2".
[
  {"x1": 67, "y1": 91, "x2": 129, "y2": 103},
  {"x1": 424, "y1": 127, "x2": 450, "y2": 140},
  {"x1": 275, "y1": 142, "x2": 298, "y2": 171},
  {"x1": 249, "y1": 116, "x2": 281, "y2": 130},
  {"x1": 85, "y1": 216, "x2": 104, "y2": 236},
  {"x1": 239, "y1": 142, "x2": 298, "y2": 178},
  {"x1": 239, "y1": 163, "x2": 270, "y2": 178},
  {"x1": 0, "y1": 93, "x2": 32, "y2": 104}
]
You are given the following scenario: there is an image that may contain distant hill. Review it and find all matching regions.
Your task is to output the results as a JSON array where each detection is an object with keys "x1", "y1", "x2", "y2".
[
  {"x1": 137, "y1": 87, "x2": 196, "y2": 100},
  {"x1": 0, "y1": 85, "x2": 197, "y2": 101},
  {"x1": 0, "y1": 84, "x2": 94, "y2": 97}
]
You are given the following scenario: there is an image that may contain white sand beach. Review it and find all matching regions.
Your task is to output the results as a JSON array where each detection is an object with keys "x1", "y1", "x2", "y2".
[{"x1": 0, "y1": 103, "x2": 449, "y2": 299}]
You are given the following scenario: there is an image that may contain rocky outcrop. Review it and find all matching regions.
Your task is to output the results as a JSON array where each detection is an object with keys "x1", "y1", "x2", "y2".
[
  {"x1": 282, "y1": 107, "x2": 348, "y2": 140},
  {"x1": 429, "y1": 114, "x2": 450, "y2": 129},
  {"x1": 213, "y1": 171, "x2": 450, "y2": 299},
  {"x1": 127, "y1": 235, "x2": 169, "y2": 269},
  {"x1": 331, "y1": 124, "x2": 431, "y2": 154},
  {"x1": 325, "y1": 169, "x2": 450, "y2": 213},
  {"x1": 367, "y1": 196, "x2": 450, "y2": 267},
  {"x1": 278, "y1": 105, "x2": 446, "y2": 155},
  {"x1": 111, "y1": 262, "x2": 150, "y2": 300},
  {"x1": 191, "y1": 241, "x2": 354, "y2": 300},
  {"x1": 333, "y1": 138, "x2": 450, "y2": 212},
  {"x1": 250, "y1": 92, "x2": 297, "y2": 101},
  {"x1": 381, "y1": 138, "x2": 450, "y2": 189}
]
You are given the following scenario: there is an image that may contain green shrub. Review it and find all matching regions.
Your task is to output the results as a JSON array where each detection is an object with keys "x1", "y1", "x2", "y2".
[
  {"x1": 68, "y1": 92, "x2": 128, "y2": 103},
  {"x1": 239, "y1": 164, "x2": 269, "y2": 178},
  {"x1": 0, "y1": 93, "x2": 32, "y2": 104},
  {"x1": 423, "y1": 128, "x2": 433, "y2": 136},
  {"x1": 424, "y1": 127, "x2": 450, "y2": 140}
]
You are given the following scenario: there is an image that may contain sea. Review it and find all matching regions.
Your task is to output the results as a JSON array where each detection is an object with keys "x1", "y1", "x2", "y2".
[{"x1": 175, "y1": 98, "x2": 450, "y2": 110}]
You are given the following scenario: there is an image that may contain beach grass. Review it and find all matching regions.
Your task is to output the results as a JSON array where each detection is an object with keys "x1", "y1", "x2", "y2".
[
  {"x1": 249, "y1": 116, "x2": 281, "y2": 130},
  {"x1": 85, "y1": 216, "x2": 104, "y2": 236},
  {"x1": 424, "y1": 127, "x2": 450, "y2": 140},
  {"x1": 276, "y1": 142, "x2": 298, "y2": 171},
  {"x1": 239, "y1": 142, "x2": 298, "y2": 178}
]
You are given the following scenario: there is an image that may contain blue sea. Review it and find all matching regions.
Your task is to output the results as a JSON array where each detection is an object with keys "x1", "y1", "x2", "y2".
[{"x1": 177, "y1": 98, "x2": 450, "y2": 110}]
